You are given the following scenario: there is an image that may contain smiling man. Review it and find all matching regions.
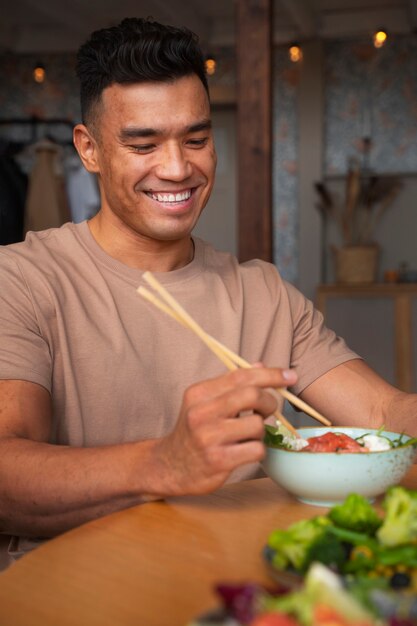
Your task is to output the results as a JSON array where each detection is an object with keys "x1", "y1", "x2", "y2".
[
  {"x1": 75, "y1": 76, "x2": 216, "y2": 269},
  {"x1": 0, "y1": 17, "x2": 415, "y2": 570}
]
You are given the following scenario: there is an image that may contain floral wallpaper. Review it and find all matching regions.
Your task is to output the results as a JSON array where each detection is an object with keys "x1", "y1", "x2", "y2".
[
  {"x1": 325, "y1": 36, "x2": 417, "y2": 175},
  {"x1": 273, "y1": 34, "x2": 417, "y2": 285}
]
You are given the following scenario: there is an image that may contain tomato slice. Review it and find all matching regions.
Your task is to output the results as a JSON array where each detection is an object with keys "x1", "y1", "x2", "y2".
[
  {"x1": 313, "y1": 603, "x2": 375, "y2": 626},
  {"x1": 314, "y1": 603, "x2": 350, "y2": 625},
  {"x1": 304, "y1": 432, "x2": 364, "y2": 453}
]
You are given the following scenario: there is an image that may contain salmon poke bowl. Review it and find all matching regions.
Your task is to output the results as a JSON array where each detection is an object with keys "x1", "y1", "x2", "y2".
[{"x1": 262, "y1": 424, "x2": 417, "y2": 506}]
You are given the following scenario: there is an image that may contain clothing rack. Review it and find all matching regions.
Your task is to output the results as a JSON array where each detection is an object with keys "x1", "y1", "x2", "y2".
[{"x1": 0, "y1": 116, "x2": 74, "y2": 144}]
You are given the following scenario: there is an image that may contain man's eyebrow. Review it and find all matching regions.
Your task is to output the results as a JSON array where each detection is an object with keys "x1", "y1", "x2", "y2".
[
  {"x1": 187, "y1": 119, "x2": 212, "y2": 133},
  {"x1": 118, "y1": 119, "x2": 212, "y2": 141},
  {"x1": 119, "y1": 127, "x2": 158, "y2": 141}
]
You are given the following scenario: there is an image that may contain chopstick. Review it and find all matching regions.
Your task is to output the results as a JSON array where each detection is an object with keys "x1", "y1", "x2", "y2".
[
  {"x1": 137, "y1": 272, "x2": 331, "y2": 433},
  {"x1": 140, "y1": 273, "x2": 331, "y2": 427},
  {"x1": 137, "y1": 282, "x2": 298, "y2": 436},
  {"x1": 138, "y1": 284, "x2": 298, "y2": 437}
]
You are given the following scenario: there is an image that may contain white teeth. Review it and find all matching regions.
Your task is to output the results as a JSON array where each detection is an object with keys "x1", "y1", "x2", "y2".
[{"x1": 148, "y1": 190, "x2": 191, "y2": 203}]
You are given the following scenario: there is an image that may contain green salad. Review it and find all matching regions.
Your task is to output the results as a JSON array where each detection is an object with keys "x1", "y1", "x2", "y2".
[{"x1": 265, "y1": 487, "x2": 417, "y2": 616}]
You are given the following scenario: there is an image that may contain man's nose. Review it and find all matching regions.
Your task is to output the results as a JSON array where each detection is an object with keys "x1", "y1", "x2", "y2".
[{"x1": 155, "y1": 143, "x2": 193, "y2": 180}]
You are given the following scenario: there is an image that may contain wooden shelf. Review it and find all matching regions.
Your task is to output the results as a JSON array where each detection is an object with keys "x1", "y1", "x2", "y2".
[{"x1": 316, "y1": 283, "x2": 417, "y2": 392}]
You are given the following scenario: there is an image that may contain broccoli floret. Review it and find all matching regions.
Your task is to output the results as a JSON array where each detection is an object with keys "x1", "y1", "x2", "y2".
[
  {"x1": 267, "y1": 516, "x2": 332, "y2": 572},
  {"x1": 303, "y1": 531, "x2": 347, "y2": 573},
  {"x1": 377, "y1": 486, "x2": 417, "y2": 547},
  {"x1": 328, "y1": 493, "x2": 382, "y2": 534}
]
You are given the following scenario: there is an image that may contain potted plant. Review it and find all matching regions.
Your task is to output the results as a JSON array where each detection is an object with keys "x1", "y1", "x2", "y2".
[{"x1": 315, "y1": 160, "x2": 402, "y2": 284}]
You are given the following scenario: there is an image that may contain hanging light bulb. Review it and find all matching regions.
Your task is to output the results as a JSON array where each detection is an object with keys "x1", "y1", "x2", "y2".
[
  {"x1": 205, "y1": 55, "x2": 216, "y2": 76},
  {"x1": 373, "y1": 29, "x2": 387, "y2": 48},
  {"x1": 33, "y1": 62, "x2": 46, "y2": 83},
  {"x1": 288, "y1": 43, "x2": 303, "y2": 63}
]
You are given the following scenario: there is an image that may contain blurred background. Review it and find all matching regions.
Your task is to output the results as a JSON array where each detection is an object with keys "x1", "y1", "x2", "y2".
[{"x1": 1, "y1": 0, "x2": 416, "y2": 405}]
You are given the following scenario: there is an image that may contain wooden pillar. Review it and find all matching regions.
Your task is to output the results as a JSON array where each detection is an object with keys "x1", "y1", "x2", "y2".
[
  {"x1": 394, "y1": 294, "x2": 413, "y2": 392},
  {"x1": 236, "y1": 0, "x2": 273, "y2": 262}
]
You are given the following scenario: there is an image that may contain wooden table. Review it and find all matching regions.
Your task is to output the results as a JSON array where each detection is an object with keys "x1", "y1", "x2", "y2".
[
  {"x1": 0, "y1": 468, "x2": 416, "y2": 626},
  {"x1": 316, "y1": 283, "x2": 417, "y2": 392}
]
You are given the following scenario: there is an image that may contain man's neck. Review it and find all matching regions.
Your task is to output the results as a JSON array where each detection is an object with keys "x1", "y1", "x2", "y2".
[{"x1": 87, "y1": 213, "x2": 195, "y2": 272}]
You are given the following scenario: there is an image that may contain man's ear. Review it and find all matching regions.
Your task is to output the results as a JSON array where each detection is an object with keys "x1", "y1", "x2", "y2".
[{"x1": 73, "y1": 124, "x2": 100, "y2": 174}]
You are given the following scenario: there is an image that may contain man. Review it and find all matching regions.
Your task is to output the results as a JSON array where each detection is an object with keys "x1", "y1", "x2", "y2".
[{"x1": 0, "y1": 17, "x2": 415, "y2": 569}]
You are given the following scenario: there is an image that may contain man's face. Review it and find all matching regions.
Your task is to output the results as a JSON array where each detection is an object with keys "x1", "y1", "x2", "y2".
[{"x1": 90, "y1": 75, "x2": 217, "y2": 243}]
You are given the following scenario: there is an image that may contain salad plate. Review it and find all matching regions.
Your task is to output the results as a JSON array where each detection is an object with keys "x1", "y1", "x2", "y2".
[
  {"x1": 263, "y1": 487, "x2": 417, "y2": 622},
  {"x1": 189, "y1": 487, "x2": 417, "y2": 626},
  {"x1": 262, "y1": 544, "x2": 303, "y2": 588},
  {"x1": 187, "y1": 562, "x2": 416, "y2": 626}
]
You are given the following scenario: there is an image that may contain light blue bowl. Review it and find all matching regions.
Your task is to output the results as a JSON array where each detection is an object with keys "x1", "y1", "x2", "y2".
[{"x1": 262, "y1": 427, "x2": 416, "y2": 507}]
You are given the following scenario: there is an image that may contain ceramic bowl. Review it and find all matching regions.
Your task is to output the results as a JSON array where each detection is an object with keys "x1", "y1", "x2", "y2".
[{"x1": 262, "y1": 426, "x2": 416, "y2": 507}]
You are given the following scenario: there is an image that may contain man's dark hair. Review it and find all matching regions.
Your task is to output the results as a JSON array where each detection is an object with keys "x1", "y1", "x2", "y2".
[{"x1": 76, "y1": 17, "x2": 209, "y2": 126}]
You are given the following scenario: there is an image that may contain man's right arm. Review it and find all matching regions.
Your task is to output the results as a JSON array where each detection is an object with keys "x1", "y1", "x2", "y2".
[
  {"x1": 0, "y1": 379, "x2": 164, "y2": 537},
  {"x1": 0, "y1": 367, "x2": 294, "y2": 538}
]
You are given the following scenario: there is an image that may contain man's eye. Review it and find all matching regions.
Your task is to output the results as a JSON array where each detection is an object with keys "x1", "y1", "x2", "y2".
[
  {"x1": 130, "y1": 144, "x2": 155, "y2": 153},
  {"x1": 187, "y1": 137, "x2": 208, "y2": 148}
]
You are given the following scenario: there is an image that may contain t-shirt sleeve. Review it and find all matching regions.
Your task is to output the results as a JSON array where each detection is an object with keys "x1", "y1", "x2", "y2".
[
  {"x1": 284, "y1": 280, "x2": 361, "y2": 395},
  {"x1": 0, "y1": 252, "x2": 52, "y2": 391}
]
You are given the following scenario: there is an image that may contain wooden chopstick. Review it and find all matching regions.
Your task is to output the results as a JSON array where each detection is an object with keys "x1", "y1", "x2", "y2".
[
  {"x1": 140, "y1": 273, "x2": 331, "y2": 427},
  {"x1": 138, "y1": 279, "x2": 237, "y2": 371},
  {"x1": 138, "y1": 285, "x2": 298, "y2": 437},
  {"x1": 138, "y1": 284, "x2": 299, "y2": 435},
  {"x1": 208, "y1": 340, "x2": 331, "y2": 426},
  {"x1": 138, "y1": 285, "x2": 236, "y2": 369},
  {"x1": 138, "y1": 272, "x2": 330, "y2": 432},
  {"x1": 164, "y1": 324, "x2": 331, "y2": 426}
]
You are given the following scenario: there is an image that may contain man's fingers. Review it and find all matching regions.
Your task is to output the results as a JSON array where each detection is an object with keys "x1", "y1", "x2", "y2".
[
  {"x1": 222, "y1": 439, "x2": 266, "y2": 468},
  {"x1": 221, "y1": 413, "x2": 265, "y2": 444},
  {"x1": 185, "y1": 366, "x2": 298, "y2": 408},
  {"x1": 224, "y1": 385, "x2": 278, "y2": 420},
  {"x1": 187, "y1": 384, "x2": 279, "y2": 427},
  {"x1": 228, "y1": 366, "x2": 297, "y2": 389}
]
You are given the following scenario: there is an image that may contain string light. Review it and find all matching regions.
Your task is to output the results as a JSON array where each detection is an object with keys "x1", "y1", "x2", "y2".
[
  {"x1": 373, "y1": 29, "x2": 387, "y2": 48},
  {"x1": 288, "y1": 43, "x2": 303, "y2": 63},
  {"x1": 205, "y1": 56, "x2": 216, "y2": 76},
  {"x1": 33, "y1": 62, "x2": 46, "y2": 83}
]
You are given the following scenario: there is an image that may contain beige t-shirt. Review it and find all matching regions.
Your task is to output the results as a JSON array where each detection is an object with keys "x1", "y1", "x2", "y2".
[{"x1": 0, "y1": 222, "x2": 359, "y2": 566}]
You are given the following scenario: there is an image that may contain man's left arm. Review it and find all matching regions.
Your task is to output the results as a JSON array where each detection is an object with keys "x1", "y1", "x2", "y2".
[{"x1": 299, "y1": 358, "x2": 417, "y2": 436}]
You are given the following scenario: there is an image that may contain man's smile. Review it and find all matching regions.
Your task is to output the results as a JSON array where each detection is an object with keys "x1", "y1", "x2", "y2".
[{"x1": 145, "y1": 189, "x2": 193, "y2": 205}]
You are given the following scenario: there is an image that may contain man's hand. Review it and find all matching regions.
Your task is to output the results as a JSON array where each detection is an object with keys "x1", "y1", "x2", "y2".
[
  {"x1": 149, "y1": 366, "x2": 298, "y2": 495},
  {"x1": 0, "y1": 368, "x2": 298, "y2": 536}
]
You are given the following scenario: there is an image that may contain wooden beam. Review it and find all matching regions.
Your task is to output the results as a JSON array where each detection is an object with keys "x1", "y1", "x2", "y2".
[{"x1": 236, "y1": 0, "x2": 273, "y2": 263}]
